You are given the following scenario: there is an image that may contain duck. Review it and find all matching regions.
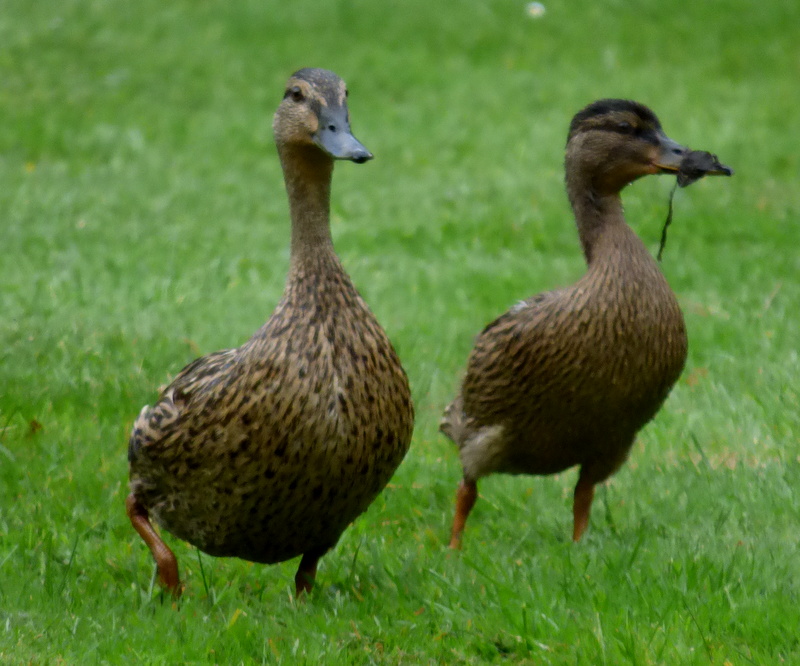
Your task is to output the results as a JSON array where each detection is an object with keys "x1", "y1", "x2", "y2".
[
  {"x1": 441, "y1": 99, "x2": 730, "y2": 548},
  {"x1": 126, "y1": 68, "x2": 414, "y2": 597}
]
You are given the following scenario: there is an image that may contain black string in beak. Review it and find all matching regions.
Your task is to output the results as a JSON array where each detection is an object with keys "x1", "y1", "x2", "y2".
[{"x1": 657, "y1": 180, "x2": 680, "y2": 263}]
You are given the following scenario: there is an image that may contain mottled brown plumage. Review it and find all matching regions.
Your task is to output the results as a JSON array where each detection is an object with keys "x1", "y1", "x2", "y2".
[
  {"x1": 442, "y1": 99, "x2": 730, "y2": 547},
  {"x1": 126, "y1": 68, "x2": 414, "y2": 597}
]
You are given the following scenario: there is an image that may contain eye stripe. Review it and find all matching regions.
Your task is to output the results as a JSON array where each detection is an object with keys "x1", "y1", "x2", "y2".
[{"x1": 284, "y1": 85, "x2": 305, "y2": 102}]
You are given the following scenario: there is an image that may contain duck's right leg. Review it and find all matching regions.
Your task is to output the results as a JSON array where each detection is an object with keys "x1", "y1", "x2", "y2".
[
  {"x1": 572, "y1": 472, "x2": 596, "y2": 542},
  {"x1": 448, "y1": 478, "x2": 478, "y2": 549},
  {"x1": 295, "y1": 549, "x2": 325, "y2": 597},
  {"x1": 573, "y1": 452, "x2": 630, "y2": 542},
  {"x1": 126, "y1": 494, "x2": 181, "y2": 597}
]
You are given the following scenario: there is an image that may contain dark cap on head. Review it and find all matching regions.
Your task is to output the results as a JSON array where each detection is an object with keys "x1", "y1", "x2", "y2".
[{"x1": 568, "y1": 99, "x2": 663, "y2": 144}]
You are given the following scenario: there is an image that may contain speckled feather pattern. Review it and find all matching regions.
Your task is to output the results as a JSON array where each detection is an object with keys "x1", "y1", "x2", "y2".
[
  {"x1": 129, "y1": 250, "x2": 413, "y2": 563},
  {"x1": 441, "y1": 100, "x2": 694, "y2": 495},
  {"x1": 127, "y1": 68, "x2": 413, "y2": 570},
  {"x1": 444, "y1": 223, "x2": 687, "y2": 484}
]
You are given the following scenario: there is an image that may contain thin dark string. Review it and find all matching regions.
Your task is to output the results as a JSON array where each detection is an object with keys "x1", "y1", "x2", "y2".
[{"x1": 657, "y1": 180, "x2": 680, "y2": 262}]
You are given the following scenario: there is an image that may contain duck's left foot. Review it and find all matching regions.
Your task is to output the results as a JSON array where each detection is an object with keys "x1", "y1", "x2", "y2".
[
  {"x1": 126, "y1": 493, "x2": 182, "y2": 597},
  {"x1": 448, "y1": 478, "x2": 478, "y2": 549}
]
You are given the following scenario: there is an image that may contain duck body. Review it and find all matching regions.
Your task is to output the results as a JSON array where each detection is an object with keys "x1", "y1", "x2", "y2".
[
  {"x1": 127, "y1": 68, "x2": 413, "y2": 595},
  {"x1": 442, "y1": 99, "x2": 727, "y2": 546},
  {"x1": 130, "y1": 252, "x2": 412, "y2": 565},
  {"x1": 448, "y1": 219, "x2": 687, "y2": 485}
]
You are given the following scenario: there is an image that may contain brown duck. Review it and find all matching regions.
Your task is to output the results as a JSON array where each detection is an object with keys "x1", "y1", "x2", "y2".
[
  {"x1": 126, "y1": 68, "x2": 414, "y2": 597},
  {"x1": 441, "y1": 99, "x2": 731, "y2": 548}
]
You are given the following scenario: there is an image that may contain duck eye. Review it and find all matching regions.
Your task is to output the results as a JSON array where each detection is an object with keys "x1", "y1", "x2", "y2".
[
  {"x1": 285, "y1": 86, "x2": 304, "y2": 103},
  {"x1": 617, "y1": 121, "x2": 633, "y2": 133}
]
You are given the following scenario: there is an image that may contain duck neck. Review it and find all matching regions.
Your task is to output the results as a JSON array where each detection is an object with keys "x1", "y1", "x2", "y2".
[
  {"x1": 279, "y1": 145, "x2": 336, "y2": 270},
  {"x1": 567, "y1": 171, "x2": 628, "y2": 266}
]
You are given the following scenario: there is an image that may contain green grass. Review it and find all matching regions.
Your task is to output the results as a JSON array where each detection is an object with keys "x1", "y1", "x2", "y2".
[{"x1": 2, "y1": 0, "x2": 799, "y2": 662}]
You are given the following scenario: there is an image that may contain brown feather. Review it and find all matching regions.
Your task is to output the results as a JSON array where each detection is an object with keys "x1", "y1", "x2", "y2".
[
  {"x1": 127, "y1": 69, "x2": 413, "y2": 587},
  {"x1": 441, "y1": 99, "x2": 727, "y2": 544}
]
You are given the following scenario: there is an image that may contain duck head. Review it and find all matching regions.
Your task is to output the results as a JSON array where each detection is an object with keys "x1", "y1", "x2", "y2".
[
  {"x1": 565, "y1": 99, "x2": 693, "y2": 195},
  {"x1": 273, "y1": 68, "x2": 373, "y2": 163}
]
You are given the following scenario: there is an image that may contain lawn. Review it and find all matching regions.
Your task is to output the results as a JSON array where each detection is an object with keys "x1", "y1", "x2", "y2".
[{"x1": 1, "y1": 0, "x2": 799, "y2": 663}]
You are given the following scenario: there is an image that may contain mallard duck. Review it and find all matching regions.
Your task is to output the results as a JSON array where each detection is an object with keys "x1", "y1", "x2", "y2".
[
  {"x1": 126, "y1": 68, "x2": 414, "y2": 597},
  {"x1": 441, "y1": 99, "x2": 731, "y2": 547}
]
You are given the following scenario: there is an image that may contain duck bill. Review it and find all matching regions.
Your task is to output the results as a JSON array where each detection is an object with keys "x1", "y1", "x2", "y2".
[
  {"x1": 313, "y1": 106, "x2": 373, "y2": 164},
  {"x1": 652, "y1": 134, "x2": 689, "y2": 174}
]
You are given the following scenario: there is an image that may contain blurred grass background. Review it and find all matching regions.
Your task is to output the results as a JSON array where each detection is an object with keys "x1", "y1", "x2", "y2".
[{"x1": 1, "y1": 0, "x2": 798, "y2": 663}]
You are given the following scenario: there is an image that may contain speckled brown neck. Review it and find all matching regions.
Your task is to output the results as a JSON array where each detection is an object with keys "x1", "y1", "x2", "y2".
[
  {"x1": 567, "y1": 171, "x2": 639, "y2": 268},
  {"x1": 278, "y1": 145, "x2": 336, "y2": 269}
]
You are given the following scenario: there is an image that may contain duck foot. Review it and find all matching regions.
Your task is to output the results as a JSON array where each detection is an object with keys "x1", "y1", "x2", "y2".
[
  {"x1": 448, "y1": 478, "x2": 478, "y2": 549},
  {"x1": 126, "y1": 494, "x2": 181, "y2": 597}
]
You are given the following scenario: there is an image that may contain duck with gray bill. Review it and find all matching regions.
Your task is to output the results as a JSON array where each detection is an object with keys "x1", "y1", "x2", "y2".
[
  {"x1": 125, "y1": 68, "x2": 413, "y2": 598},
  {"x1": 441, "y1": 98, "x2": 731, "y2": 549}
]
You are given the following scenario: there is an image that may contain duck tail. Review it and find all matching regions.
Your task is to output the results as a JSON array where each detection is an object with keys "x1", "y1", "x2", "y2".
[
  {"x1": 127, "y1": 405, "x2": 152, "y2": 462},
  {"x1": 440, "y1": 396, "x2": 464, "y2": 445}
]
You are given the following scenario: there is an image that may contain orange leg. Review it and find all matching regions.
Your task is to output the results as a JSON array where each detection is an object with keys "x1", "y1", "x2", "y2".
[
  {"x1": 448, "y1": 478, "x2": 478, "y2": 549},
  {"x1": 126, "y1": 494, "x2": 181, "y2": 597},
  {"x1": 572, "y1": 473, "x2": 596, "y2": 542},
  {"x1": 294, "y1": 552, "x2": 320, "y2": 597}
]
